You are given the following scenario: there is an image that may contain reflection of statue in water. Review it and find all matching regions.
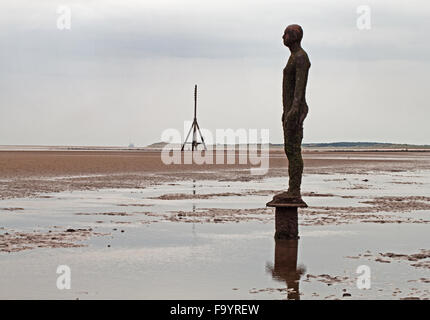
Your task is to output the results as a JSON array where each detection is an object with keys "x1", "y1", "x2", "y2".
[
  {"x1": 277, "y1": 24, "x2": 311, "y2": 203},
  {"x1": 266, "y1": 239, "x2": 305, "y2": 300}
]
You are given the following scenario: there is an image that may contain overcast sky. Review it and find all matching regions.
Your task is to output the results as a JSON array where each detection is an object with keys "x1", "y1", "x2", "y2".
[{"x1": 0, "y1": 0, "x2": 429, "y2": 146}]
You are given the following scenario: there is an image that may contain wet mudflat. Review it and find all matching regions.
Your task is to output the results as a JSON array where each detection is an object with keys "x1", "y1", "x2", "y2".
[{"x1": 1, "y1": 160, "x2": 429, "y2": 299}]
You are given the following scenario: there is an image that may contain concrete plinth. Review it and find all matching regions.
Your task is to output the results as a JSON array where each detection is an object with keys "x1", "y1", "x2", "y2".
[
  {"x1": 267, "y1": 194, "x2": 307, "y2": 240},
  {"x1": 274, "y1": 207, "x2": 299, "y2": 239}
]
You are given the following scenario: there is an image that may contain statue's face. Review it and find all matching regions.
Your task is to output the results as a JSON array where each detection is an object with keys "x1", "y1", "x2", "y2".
[{"x1": 282, "y1": 28, "x2": 292, "y2": 47}]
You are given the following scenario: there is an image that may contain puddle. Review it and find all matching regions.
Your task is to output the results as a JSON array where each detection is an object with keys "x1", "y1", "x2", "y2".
[{"x1": 0, "y1": 171, "x2": 429, "y2": 299}]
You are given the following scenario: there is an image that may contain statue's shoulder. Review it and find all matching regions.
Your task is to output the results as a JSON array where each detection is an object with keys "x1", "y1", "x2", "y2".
[{"x1": 294, "y1": 49, "x2": 311, "y2": 68}]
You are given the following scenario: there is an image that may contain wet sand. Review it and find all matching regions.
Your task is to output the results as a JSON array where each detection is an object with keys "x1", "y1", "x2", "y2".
[
  {"x1": 0, "y1": 149, "x2": 429, "y2": 299},
  {"x1": 1, "y1": 149, "x2": 429, "y2": 200},
  {"x1": 1, "y1": 149, "x2": 429, "y2": 178}
]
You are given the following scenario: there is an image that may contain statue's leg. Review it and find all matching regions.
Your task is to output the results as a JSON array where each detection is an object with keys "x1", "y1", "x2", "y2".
[{"x1": 284, "y1": 126, "x2": 304, "y2": 197}]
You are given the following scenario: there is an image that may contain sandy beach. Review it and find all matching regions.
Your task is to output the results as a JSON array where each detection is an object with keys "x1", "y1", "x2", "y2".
[
  {"x1": 1, "y1": 149, "x2": 429, "y2": 299},
  {"x1": 1, "y1": 149, "x2": 429, "y2": 198}
]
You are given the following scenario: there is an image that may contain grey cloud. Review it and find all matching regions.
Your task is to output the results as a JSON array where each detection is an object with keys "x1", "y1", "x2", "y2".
[{"x1": 0, "y1": 0, "x2": 429, "y2": 146}]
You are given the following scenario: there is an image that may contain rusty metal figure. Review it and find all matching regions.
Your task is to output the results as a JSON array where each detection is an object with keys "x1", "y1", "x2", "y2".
[
  {"x1": 267, "y1": 24, "x2": 311, "y2": 239},
  {"x1": 279, "y1": 24, "x2": 311, "y2": 202}
]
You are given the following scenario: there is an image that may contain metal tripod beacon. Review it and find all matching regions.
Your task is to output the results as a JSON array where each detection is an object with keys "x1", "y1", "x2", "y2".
[{"x1": 181, "y1": 85, "x2": 207, "y2": 151}]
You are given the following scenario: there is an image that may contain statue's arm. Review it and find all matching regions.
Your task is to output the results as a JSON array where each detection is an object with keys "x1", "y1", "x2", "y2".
[
  {"x1": 292, "y1": 54, "x2": 310, "y2": 110},
  {"x1": 282, "y1": 74, "x2": 287, "y2": 123}
]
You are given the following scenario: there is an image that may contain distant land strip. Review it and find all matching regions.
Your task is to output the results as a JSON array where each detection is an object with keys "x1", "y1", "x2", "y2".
[{"x1": 0, "y1": 142, "x2": 429, "y2": 152}]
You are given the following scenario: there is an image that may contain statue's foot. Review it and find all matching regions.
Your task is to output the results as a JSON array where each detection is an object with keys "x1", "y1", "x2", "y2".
[
  {"x1": 267, "y1": 191, "x2": 307, "y2": 207},
  {"x1": 273, "y1": 191, "x2": 303, "y2": 202}
]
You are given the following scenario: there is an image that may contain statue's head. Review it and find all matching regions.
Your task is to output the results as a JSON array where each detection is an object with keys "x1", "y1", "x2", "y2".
[{"x1": 283, "y1": 24, "x2": 303, "y2": 47}]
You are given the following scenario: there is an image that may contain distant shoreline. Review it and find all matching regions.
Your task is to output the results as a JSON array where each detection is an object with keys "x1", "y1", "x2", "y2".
[{"x1": 0, "y1": 144, "x2": 429, "y2": 153}]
